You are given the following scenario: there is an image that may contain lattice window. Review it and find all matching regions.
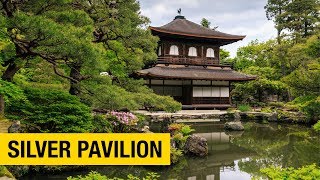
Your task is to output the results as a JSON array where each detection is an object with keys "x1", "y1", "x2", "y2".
[
  {"x1": 206, "y1": 48, "x2": 215, "y2": 58},
  {"x1": 169, "y1": 45, "x2": 179, "y2": 55},
  {"x1": 188, "y1": 47, "x2": 197, "y2": 56}
]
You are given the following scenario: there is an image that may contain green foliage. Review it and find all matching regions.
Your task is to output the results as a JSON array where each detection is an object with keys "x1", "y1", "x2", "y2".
[
  {"x1": 282, "y1": 63, "x2": 320, "y2": 96},
  {"x1": 168, "y1": 123, "x2": 194, "y2": 149},
  {"x1": 261, "y1": 107, "x2": 273, "y2": 113},
  {"x1": 0, "y1": 0, "x2": 104, "y2": 83},
  {"x1": 0, "y1": 166, "x2": 14, "y2": 178},
  {"x1": 238, "y1": 104, "x2": 252, "y2": 112},
  {"x1": 232, "y1": 79, "x2": 288, "y2": 104},
  {"x1": 180, "y1": 125, "x2": 195, "y2": 136},
  {"x1": 301, "y1": 96, "x2": 320, "y2": 121},
  {"x1": 170, "y1": 148, "x2": 183, "y2": 164},
  {"x1": 307, "y1": 34, "x2": 320, "y2": 58},
  {"x1": 260, "y1": 164, "x2": 320, "y2": 180},
  {"x1": 265, "y1": 0, "x2": 320, "y2": 41},
  {"x1": 82, "y1": 77, "x2": 181, "y2": 112},
  {"x1": 200, "y1": 18, "x2": 211, "y2": 28},
  {"x1": 267, "y1": 101, "x2": 285, "y2": 108},
  {"x1": 67, "y1": 171, "x2": 113, "y2": 180},
  {"x1": 234, "y1": 39, "x2": 277, "y2": 69},
  {"x1": 67, "y1": 171, "x2": 160, "y2": 180},
  {"x1": 0, "y1": 79, "x2": 24, "y2": 98},
  {"x1": 242, "y1": 66, "x2": 280, "y2": 80},
  {"x1": 92, "y1": 115, "x2": 113, "y2": 133},
  {"x1": 313, "y1": 121, "x2": 320, "y2": 132},
  {"x1": 219, "y1": 49, "x2": 231, "y2": 63},
  {"x1": 6, "y1": 86, "x2": 93, "y2": 132},
  {"x1": 139, "y1": 93, "x2": 181, "y2": 113}
]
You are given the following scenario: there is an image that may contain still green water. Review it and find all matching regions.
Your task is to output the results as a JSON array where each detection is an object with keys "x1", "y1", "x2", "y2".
[{"x1": 23, "y1": 122, "x2": 320, "y2": 180}]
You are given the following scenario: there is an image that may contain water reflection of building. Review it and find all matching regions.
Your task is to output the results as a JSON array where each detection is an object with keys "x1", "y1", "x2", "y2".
[{"x1": 172, "y1": 124, "x2": 254, "y2": 180}]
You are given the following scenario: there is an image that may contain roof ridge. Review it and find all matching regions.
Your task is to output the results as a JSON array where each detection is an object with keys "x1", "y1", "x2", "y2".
[{"x1": 150, "y1": 17, "x2": 245, "y2": 41}]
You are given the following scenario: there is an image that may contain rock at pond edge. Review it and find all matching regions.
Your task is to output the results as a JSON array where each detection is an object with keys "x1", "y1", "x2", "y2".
[
  {"x1": 224, "y1": 121, "x2": 244, "y2": 131},
  {"x1": 184, "y1": 134, "x2": 208, "y2": 157}
]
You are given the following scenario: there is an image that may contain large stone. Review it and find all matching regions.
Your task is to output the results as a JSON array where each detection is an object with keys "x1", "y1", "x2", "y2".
[
  {"x1": 8, "y1": 121, "x2": 22, "y2": 133},
  {"x1": 224, "y1": 121, "x2": 244, "y2": 131},
  {"x1": 234, "y1": 111, "x2": 241, "y2": 121},
  {"x1": 184, "y1": 135, "x2": 208, "y2": 157},
  {"x1": 8, "y1": 121, "x2": 41, "y2": 133}
]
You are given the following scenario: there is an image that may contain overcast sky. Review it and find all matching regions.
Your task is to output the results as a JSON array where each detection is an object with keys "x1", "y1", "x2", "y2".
[{"x1": 138, "y1": 0, "x2": 277, "y2": 57}]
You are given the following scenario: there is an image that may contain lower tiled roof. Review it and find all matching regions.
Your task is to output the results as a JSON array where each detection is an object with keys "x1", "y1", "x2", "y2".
[{"x1": 137, "y1": 64, "x2": 256, "y2": 81}]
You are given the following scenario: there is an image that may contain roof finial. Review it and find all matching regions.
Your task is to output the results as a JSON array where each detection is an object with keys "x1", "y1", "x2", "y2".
[
  {"x1": 177, "y1": 8, "x2": 181, "y2": 15},
  {"x1": 174, "y1": 8, "x2": 185, "y2": 20}
]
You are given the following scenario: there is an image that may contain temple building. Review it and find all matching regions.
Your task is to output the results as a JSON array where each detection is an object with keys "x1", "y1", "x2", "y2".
[{"x1": 137, "y1": 14, "x2": 255, "y2": 109}]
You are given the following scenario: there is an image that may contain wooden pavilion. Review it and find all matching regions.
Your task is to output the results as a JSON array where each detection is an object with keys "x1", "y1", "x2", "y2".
[{"x1": 137, "y1": 15, "x2": 255, "y2": 109}]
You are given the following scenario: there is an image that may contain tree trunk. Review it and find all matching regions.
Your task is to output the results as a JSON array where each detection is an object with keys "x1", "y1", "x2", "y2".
[
  {"x1": 69, "y1": 65, "x2": 82, "y2": 96},
  {"x1": 1, "y1": 62, "x2": 21, "y2": 82},
  {"x1": 276, "y1": 27, "x2": 281, "y2": 45},
  {"x1": 0, "y1": 94, "x2": 4, "y2": 117}
]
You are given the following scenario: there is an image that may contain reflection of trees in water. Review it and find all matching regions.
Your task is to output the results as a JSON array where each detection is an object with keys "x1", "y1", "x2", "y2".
[{"x1": 233, "y1": 123, "x2": 320, "y2": 177}]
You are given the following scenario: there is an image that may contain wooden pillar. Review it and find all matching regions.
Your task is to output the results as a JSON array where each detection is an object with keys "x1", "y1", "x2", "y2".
[
  {"x1": 228, "y1": 81, "x2": 231, "y2": 104},
  {"x1": 201, "y1": 46, "x2": 204, "y2": 63}
]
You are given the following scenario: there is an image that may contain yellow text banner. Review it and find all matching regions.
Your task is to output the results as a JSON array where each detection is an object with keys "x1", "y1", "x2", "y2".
[{"x1": 0, "y1": 133, "x2": 170, "y2": 165}]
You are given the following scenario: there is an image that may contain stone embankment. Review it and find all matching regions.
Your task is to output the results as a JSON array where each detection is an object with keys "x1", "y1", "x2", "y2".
[
  {"x1": 220, "y1": 111, "x2": 308, "y2": 124},
  {"x1": 135, "y1": 110, "x2": 227, "y2": 122},
  {"x1": 136, "y1": 110, "x2": 307, "y2": 124}
]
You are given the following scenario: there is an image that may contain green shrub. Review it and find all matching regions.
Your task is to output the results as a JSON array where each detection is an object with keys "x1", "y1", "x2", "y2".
[
  {"x1": 267, "y1": 101, "x2": 284, "y2": 107},
  {"x1": 313, "y1": 121, "x2": 320, "y2": 132},
  {"x1": 0, "y1": 166, "x2": 14, "y2": 178},
  {"x1": 6, "y1": 87, "x2": 93, "y2": 133},
  {"x1": 92, "y1": 114, "x2": 112, "y2": 133},
  {"x1": 180, "y1": 125, "x2": 195, "y2": 136},
  {"x1": 260, "y1": 164, "x2": 320, "y2": 180},
  {"x1": 168, "y1": 123, "x2": 194, "y2": 149},
  {"x1": 82, "y1": 80, "x2": 182, "y2": 113},
  {"x1": 291, "y1": 95, "x2": 317, "y2": 105},
  {"x1": 238, "y1": 104, "x2": 252, "y2": 112},
  {"x1": 67, "y1": 171, "x2": 109, "y2": 180},
  {"x1": 261, "y1": 107, "x2": 273, "y2": 113},
  {"x1": 302, "y1": 96, "x2": 320, "y2": 121},
  {"x1": 231, "y1": 78, "x2": 288, "y2": 104},
  {"x1": 67, "y1": 171, "x2": 160, "y2": 180},
  {"x1": 170, "y1": 148, "x2": 183, "y2": 164},
  {"x1": 138, "y1": 93, "x2": 181, "y2": 113}
]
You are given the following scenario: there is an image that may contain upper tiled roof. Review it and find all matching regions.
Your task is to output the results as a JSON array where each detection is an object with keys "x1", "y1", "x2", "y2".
[{"x1": 150, "y1": 16, "x2": 245, "y2": 42}]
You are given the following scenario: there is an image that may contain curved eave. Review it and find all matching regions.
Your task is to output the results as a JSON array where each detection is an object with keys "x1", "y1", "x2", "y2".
[
  {"x1": 150, "y1": 26, "x2": 246, "y2": 41},
  {"x1": 137, "y1": 73, "x2": 256, "y2": 81},
  {"x1": 136, "y1": 66, "x2": 257, "y2": 82}
]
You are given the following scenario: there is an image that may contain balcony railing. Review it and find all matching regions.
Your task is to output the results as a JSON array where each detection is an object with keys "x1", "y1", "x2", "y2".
[{"x1": 157, "y1": 56, "x2": 232, "y2": 67}]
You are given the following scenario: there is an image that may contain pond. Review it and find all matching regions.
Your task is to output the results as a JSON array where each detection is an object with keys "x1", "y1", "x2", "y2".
[{"x1": 22, "y1": 122, "x2": 320, "y2": 180}]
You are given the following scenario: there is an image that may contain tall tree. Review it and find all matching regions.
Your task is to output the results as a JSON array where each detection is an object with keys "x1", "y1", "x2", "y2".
[
  {"x1": 201, "y1": 18, "x2": 218, "y2": 30},
  {"x1": 265, "y1": 0, "x2": 320, "y2": 43},
  {"x1": 283, "y1": 0, "x2": 320, "y2": 40},
  {"x1": 200, "y1": 18, "x2": 211, "y2": 28},
  {"x1": 264, "y1": 0, "x2": 290, "y2": 44},
  {"x1": 0, "y1": 0, "x2": 102, "y2": 96},
  {"x1": 72, "y1": 0, "x2": 158, "y2": 93}
]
